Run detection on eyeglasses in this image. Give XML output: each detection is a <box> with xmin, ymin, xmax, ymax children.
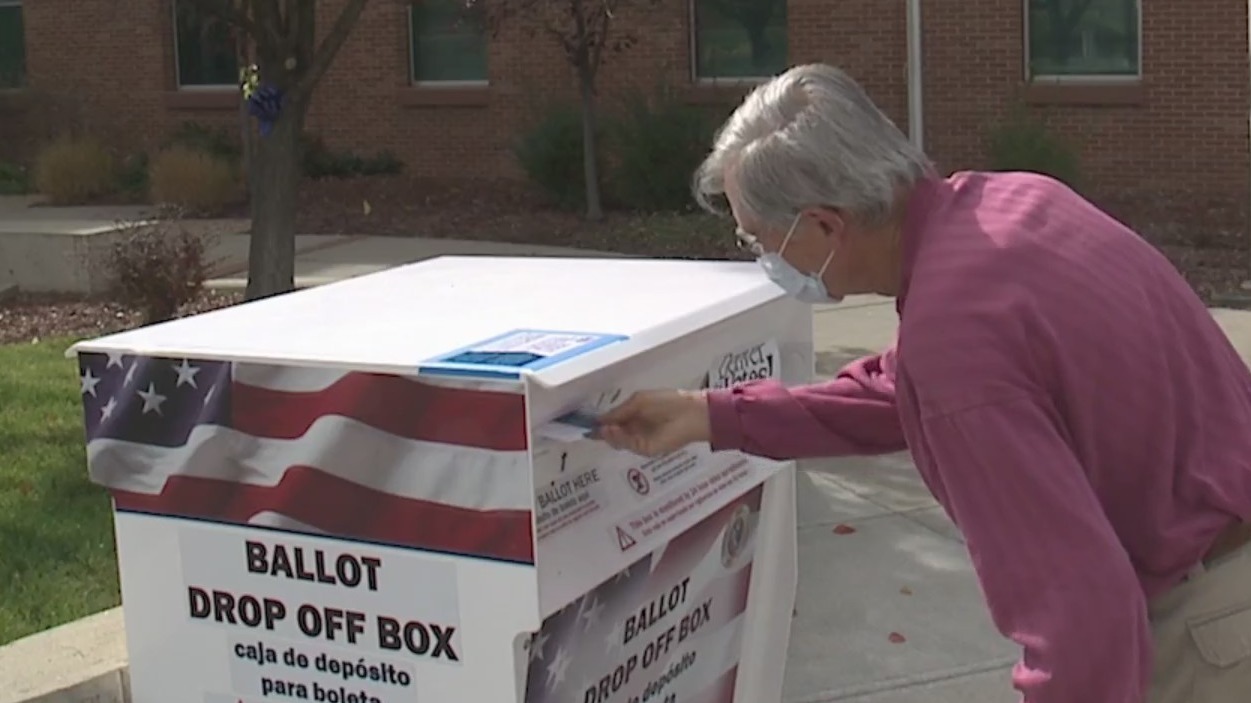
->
<box><xmin>734</xmin><ymin>228</ymin><xmax>764</xmax><ymax>257</ymax></box>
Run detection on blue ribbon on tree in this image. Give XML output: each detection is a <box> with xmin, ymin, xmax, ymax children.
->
<box><xmin>246</xmin><ymin>84</ymin><xmax>284</xmax><ymax>137</ymax></box>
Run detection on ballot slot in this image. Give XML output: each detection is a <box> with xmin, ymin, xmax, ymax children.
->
<box><xmin>526</xmin><ymin>298</ymin><xmax>810</xmax><ymax>618</ymax></box>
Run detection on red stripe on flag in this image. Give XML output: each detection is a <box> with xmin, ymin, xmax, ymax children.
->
<box><xmin>725</xmin><ymin>563</ymin><xmax>754</xmax><ymax>616</ymax></box>
<box><xmin>112</xmin><ymin>466</ymin><xmax>535</xmax><ymax>563</ymax></box>
<box><xmin>230</xmin><ymin>373</ymin><xmax>529</xmax><ymax>452</ymax></box>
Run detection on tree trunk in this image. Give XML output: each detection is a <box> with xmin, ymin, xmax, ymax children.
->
<box><xmin>234</xmin><ymin>37</ymin><xmax>256</xmax><ymax>190</ymax></box>
<box><xmin>239</xmin><ymin>98</ymin><xmax>257</xmax><ymax>192</ymax></box>
<box><xmin>577</xmin><ymin>64</ymin><xmax>604</xmax><ymax>222</ymax></box>
<box><xmin>244</xmin><ymin>106</ymin><xmax>304</xmax><ymax>300</ymax></box>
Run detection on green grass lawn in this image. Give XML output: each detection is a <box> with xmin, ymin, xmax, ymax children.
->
<box><xmin>0</xmin><ymin>338</ymin><xmax>119</xmax><ymax>646</ymax></box>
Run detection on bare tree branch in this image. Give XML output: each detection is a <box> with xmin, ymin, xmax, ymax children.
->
<box><xmin>250</xmin><ymin>0</ymin><xmax>284</xmax><ymax>64</ymax></box>
<box><xmin>569</xmin><ymin>0</ymin><xmax>590</xmax><ymax>68</ymax></box>
<box><xmin>289</xmin><ymin>0</ymin><xmax>316</xmax><ymax>81</ymax></box>
<box><xmin>587</xmin><ymin>0</ymin><xmax>616</xmax><ymax>82</ymax></box>
<box><xmin>484</xmin><ymin>0</ymin><xmax>660</xmax><ymax>76</ymax></box>
<box><xmin>274</xmin><ymin>0</ymin><xmax>301</xmax><ymax>62</ymax></box>
<box><xmin>186</xmin><ymin>0</ymin><xmax>276</xmax><ymax>48</ymax></box>
<box><xmin>294</xmin><ymin>0</ymin><xmax>369</xmax><ymax>97</ymax></box>
<box><xmin>277</xmin><ymin>0</ymin><xmax>292</xmax><ymax>38</ymax></box>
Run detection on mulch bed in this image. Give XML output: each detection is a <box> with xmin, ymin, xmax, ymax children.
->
<box><xmin>0</xmin><ymin>291</ymin><xmax>242</xmax><ymax>346</ymax></box>
<box><xmin>2</xmin><ymin>175</ymin><xmax>1247</xmax><ymax>346</ymax></box>
<box><xmin>1096</xmin><ymin>189</ymin><xmax>1249</xmax><ymax>303</ymax></box>
<box><xmin>226</xmin><ymin>175</ymin><xmax>745</xmax><ymax>257</ymax></box>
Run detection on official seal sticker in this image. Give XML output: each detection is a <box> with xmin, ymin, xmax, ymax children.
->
<box><xmin>721</xmin><ymin>504</ymin><xmax>753</xmax><ymax>568</ymax></box>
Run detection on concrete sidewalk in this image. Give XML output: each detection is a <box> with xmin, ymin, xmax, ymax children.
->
<box><xmin>789</xmin><ymin>298</ymin><xmax>1015</xmax><ymax>702</ymax></box>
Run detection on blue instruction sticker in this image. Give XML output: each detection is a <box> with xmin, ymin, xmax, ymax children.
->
<box><xmin>420</xmin><ymin>329</ymin><xmax>627</xmax><ymax>379</ymax></box>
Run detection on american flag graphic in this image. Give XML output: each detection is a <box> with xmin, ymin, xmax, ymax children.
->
<box><xmin>77</xmin><ymin>351</ymin><xmax>535</xmax><ymax>564</ymax></box>
<box><xmin>524</xmin><ymin>488</ymin><xmax>761</xmax><ymax>703</ymax></box>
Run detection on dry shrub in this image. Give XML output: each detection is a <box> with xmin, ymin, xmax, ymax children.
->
<box><xmin>105</xmin><ymin>211</ymin><xmax>211</xmax><ymax>324</ymax></box>
<box><xmin>149</xmin><ymin>145</ymin><xmax>240</xmax><ymax>214</ymax></box>
<box><xmin>33</xmin><ymin>135</ymin><xmax>116</xmax><ymax>204</ymax></box>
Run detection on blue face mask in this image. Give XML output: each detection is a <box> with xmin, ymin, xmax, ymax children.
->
<box><xmin>744</xmin><ymin>214</ymin><xmax>840</xmax><ymax>304</ymax></box>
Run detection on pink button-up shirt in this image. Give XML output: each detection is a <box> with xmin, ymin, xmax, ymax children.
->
<box><xmin>706</xmin><ymin>171</ymin><xmax>1251</xmax><ymax>702</ymax></box>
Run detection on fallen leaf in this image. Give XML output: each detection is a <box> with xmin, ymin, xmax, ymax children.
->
<box><xmin>888</xmin><ymin>632</ymin><xmax>906</xmax><ymax>644</ymax></box>
<box><xmin>899</xmin><ymin>586</ymin><xmax>913</xmax><ymax>596</ymax></box>
<box><xmin>363</xmin><ymin>199</ymin><xmax>372</xmax><ymax>216</ymax></box>
<box><xmin>832</xmin><ymin>524</ymin><xmax>857</xmax><ymax>535</ymax></box>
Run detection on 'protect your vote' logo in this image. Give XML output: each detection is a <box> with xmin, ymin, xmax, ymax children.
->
<box><xmin>704</xmin><ymin>340</ymin><xmax>780</xmax><ymax>389</ymax></box>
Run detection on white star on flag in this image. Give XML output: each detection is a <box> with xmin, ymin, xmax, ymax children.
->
<box><xmin>100</xmin><ymin>396</ymin><xmax>118</xmax><ymax>420</ymax></box>
<box><xmin>580</xmin><ymin>596</ymin><xmax>605</xmax><ymax>632</ymax></box>
<box><xmin>614</xmin><ymin>565</ymin><xmax>632</xmax><ymax>583</ymax></box>
<box><xmin>137</xmin><ymin>383</ymin><xmax>167</xmax><ymax>415</ymax></box>
<box><xmin>528</xmin><ymin>631</ymin><xmax>549</xmax><ymax>663</ymax></box>
<box><xmin>80</xmin><ymin>369</ymin><xmax>101</xmax><ymax>397</ymax></box>
<box><xmin>172</xmin><ymin>359</ymin><xmax>201</xmax><ymax>388</ymax></box>
<box><xmin>604</xmin><ymin>619</ymin><xmax>624</xmax><ymax>651</ymax></box>
<box><xmin>106</xmin><ymin>351</ymin><xmax>124</xmax><ymax>369</ymax></box>
<box><xmin>546</xmin><ymin>646</ymin><xmax>572</xmax><ymax>691</ymax></box>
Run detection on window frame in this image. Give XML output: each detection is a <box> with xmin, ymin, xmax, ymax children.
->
<box><xmin>171</xmin><ymin>0</ymin><xmax>239</xmax><ymax>91</ymax></box>
<box><xmin>1022</xmin><ymin>0</ymin><xmax>1143</xmax><ymax>83</ymax></box>
<box><xmin>407</xmin><ymin>1</ymin><xmax>489</xmax><ymax>87</ymax></box>
<box><xmin>688</xmin><ymin>0</ymin><xmax>787</xmax><ymax>85</ymax></box>
<box><xmin>0</xmin><ymin>0</ymin><xmax>26</xmax><ymax>90</ymax></box>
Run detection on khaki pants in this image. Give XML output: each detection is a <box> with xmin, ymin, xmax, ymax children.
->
<box><xmin>1148</xmin><ymin>542</ymin><xmax>1251</xmax><ymax>702</ymax></box>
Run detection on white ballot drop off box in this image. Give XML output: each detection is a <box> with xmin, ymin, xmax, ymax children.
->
<box><xmin>71</xmin><ymin>256</ymin><xmax>809</xmax><ymax>703</ymax></box>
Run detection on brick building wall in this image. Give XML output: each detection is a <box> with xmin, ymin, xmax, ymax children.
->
<box><xmin>1</xmin><ymin>0</ymin><xmax>1247</xmax><ymax>203</ymax></box>
<box><xmin>924</xmin><ymin>0</ymin><xmax>1250</xmax><ymax>202</ymax></box>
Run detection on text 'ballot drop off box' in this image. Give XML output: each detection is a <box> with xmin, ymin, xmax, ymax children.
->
<box><xmin>71</xmin><ymin>256</ymin><xmax>808</xmax><ymax>703</ymax></box>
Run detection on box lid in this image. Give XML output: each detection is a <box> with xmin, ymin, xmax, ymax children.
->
<box><xmin>70</xmin><ymin>256</ymin><xmax>783</xmax><ymax>387</ymax></box>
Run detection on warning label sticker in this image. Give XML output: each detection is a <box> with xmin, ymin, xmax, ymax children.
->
<box><xmin>614</xmin><ymin>526</ymin><xmax>637</xmax><ymax>551</ymax></box>
<box><xmin>617</xmin><ymin>459</ymin><xmax>752</xmax><ymax>542</ymax></box>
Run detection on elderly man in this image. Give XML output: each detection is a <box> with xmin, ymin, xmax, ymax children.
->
<box><xmin>597</xmin><ymin>63</ymin><xmax>1251</xmax><ymax>702</ymax></box>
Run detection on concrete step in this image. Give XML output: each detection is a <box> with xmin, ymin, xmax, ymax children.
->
<box><xmin>0</xmin><ymin>608</ymin><xmax>128</xmax><ymax>703</ymax></box>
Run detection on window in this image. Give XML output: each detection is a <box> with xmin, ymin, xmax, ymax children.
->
<box><xmin>173</xmin><ymin>0</ymin><xmax>239</xmax><ymax>88</ymax></box>
<box><xmin>409</xmin><ymin>0</ymin><xmax>488</xmax><ymax>84</ymax></box>
<box><xmin>1026</xmin><ymin>0</ymin><xmax>1140</xmax><ymax>79</ymax></box>
<box><xmin>0</xmin><ymin>0</ymin><xmax>25</xmax><ymax>89</ymax></box>
<box><xmin>691</xmin><ymin>0</ymin><xmax>788</xmax><ymax>81</ymax></box>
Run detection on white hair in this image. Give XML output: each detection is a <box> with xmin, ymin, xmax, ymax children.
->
<box><xmin>693</xmin><ymin>63</ymin><xmax>933</xmax><ymax>230</ymax></box>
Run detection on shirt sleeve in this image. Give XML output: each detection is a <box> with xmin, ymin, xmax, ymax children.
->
<box><xmin>921</xmin><ymin>395</ymin><xmax>1153</xmax><ymax>703</ymax></box>
<box><xmin>704</xmin><ymin>345</ymin><xmax>905</xmax><ymax>460</ymax></box>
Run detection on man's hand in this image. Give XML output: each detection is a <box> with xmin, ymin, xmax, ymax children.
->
<box><xmin>596</xmin><ymin>390</ymin><xmax>712</xmax><ymax>457</ymax></box>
